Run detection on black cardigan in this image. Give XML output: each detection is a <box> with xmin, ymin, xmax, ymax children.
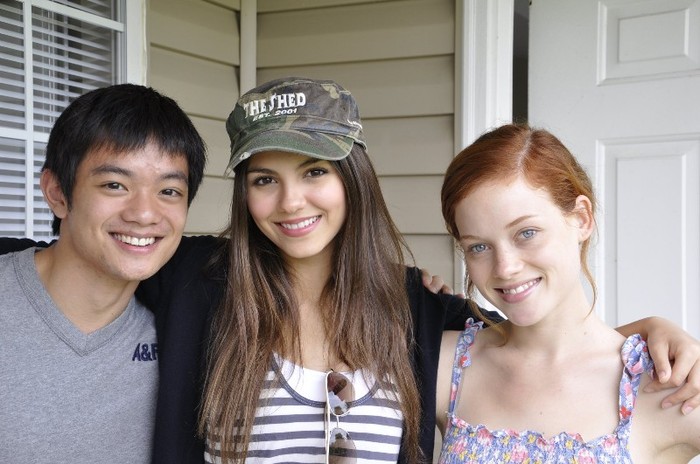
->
<box><xmin>0</xmin><ymin>236</ymin><xmax>481</xmax><ymax>463</ymax></box>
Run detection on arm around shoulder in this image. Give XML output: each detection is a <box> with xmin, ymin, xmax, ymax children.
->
<box><xmin>135</xmin><ymin>234</ymin><xmax>224</xmax><ymax>309</ymax></box>
<box><xmin>0</xmin><ymin>238</ymin><xmax>51</xmax><ymax>254</ymax></box>
<box><xmin>620</xmin><ymin>316</ymin><xmax>700</xmax><ymax>412</ymax></box>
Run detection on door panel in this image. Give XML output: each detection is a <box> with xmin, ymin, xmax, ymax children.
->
<box><xmin>529</xmin><ymin>0</ymin><xmax>700</xmax><ymax>340</ymax></box>
<box><xmin>601</xmin><ymin>136</ymin><xmax>700</xmax><ymax>330</ymax></box>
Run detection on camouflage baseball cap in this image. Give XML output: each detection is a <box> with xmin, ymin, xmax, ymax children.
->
<box><xmin>225</xmin><ymin>77</ymin><xmax>366</xmax><ymax>174</ymax></box>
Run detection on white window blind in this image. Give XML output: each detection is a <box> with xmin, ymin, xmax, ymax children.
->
<box><xmin>0</xmin><ymin>0</ymin><xmax>127</xmax><ymax>238</ymax></box>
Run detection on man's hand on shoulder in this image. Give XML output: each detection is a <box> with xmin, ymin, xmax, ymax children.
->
<box><xmin>419</xmin><ymin>268</ymin><xmax>466</xmax><ymax>297</ymax></box>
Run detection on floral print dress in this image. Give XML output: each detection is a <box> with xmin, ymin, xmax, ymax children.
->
<box><xmin>438</xmin><ymin>320</ymin><xmax>653</xmax><ymax>464</ymax></box>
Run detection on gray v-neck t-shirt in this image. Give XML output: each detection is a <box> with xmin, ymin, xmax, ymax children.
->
<box><xmin>0</xmin><ymin>248</ymin><xmax>159</xmax><ymax>463</ymax></box>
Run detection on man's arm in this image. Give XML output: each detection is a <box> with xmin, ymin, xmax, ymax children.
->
<box><xmin>619</xmin><ymin>316</ymin><xmax>700</xmax><ymax>414</ymax></box>
<box><xmin>432</xmin><ymin>288</ymin><xmax>503</xmax><ymax>330</ymax></box>
<box><xmin>135</xmin><ymin>235</ymin><xmax>224</xmax><ymax>310</ymax></box>
<box><xmin>0</xmin><ymin>238</ymin><xmax>50</xmax><ymax>253</ymax></box>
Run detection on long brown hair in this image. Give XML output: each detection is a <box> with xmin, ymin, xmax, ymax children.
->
<box><xmin>200</xmin><ymin>144</ymin><xmax>422</xmax><ymax>463</ymax></box>
<box><xmin>441</xmin><ymin>123</ymin><xmax>598</xmax><ymax>321</ymax></box>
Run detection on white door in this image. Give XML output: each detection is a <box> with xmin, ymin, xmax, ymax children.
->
<box><xmin>528</xmin><ymin>0</ymin><xmax>700</xmax><ymax>340</ymax></box>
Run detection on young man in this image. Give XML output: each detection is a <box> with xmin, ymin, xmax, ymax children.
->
<box><xmin>0</xmin><ymin>84</ymin><xmax>206</xmax><ymax>463</ymax></box>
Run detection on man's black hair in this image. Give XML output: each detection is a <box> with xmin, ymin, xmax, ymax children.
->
<box><xmin>43</xmin><ymin>83</ymin><xmax>207</xmax><ymax>234</ymax></box>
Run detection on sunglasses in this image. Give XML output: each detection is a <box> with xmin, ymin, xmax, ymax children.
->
<box><xmin>325</xmin><ymin>370</ymin><xmax>358</xmax><ymax>464</ymax></box>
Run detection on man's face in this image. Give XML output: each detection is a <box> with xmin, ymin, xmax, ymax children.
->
<box><xmin>50</xmin><ymin>142</ymin><xmax>189</xmax><ymax>285</ymax></box>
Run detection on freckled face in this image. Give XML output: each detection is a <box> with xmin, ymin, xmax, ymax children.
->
<box><xmin>53</xmin><ymin>142</ymin><xmax>189</xmax><ymax>284</ymax></box>
<box><xmin>245</xmin><ymin>151</ymin><xmax>347</xmax><ymax>267</ymax></box>
<box><xmin>454</xmin><ymin>177</ymin><xmax>592</xmax><ymax>326</ymax></box>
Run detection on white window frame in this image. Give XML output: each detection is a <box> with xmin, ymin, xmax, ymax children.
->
<box><xmin>125</xmin><ymin>0</ymin><xmax>146</xmax><ymax>85</ymax></box>
<box><xmin>0</xmin><ymin>0</ymin><xmax>146</xmax><ymax>238</ymax></box>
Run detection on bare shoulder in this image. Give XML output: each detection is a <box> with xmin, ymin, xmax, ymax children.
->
<box><xmin>437</xmin><ymin>332</ymin><xmax>461</xmax><ymax>380</ymax></box>
<box><xmin>630</xmin><ymin>376</ymin><xmax>700</xmax><ymax>462</ymax></box>
<box><xmin>436</xmin><ymin>330</ymin><xmax>461</xmax><ymax>433</ymax></box>
<box><xmin>437</xmin><ymin>325</ymin><xmax>494</xmax><ymax>380</ymax></box>
<box><xmin>436</xmin><ymin>325</ymin><xmax>497</xmax><ymax>432</ymax></box>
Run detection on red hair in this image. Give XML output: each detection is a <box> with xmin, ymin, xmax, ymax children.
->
<box><xmin>441</xmin><ymin>123</ymin><xmax>597</xmax><ymax>313</ymax></box>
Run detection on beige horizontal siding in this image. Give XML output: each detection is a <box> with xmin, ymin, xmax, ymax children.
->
<box><xmin>149</xmin><ymin>0</ymin><xmax>239</xmax><ymax>65</ymax></box>
<box><xmin>364</xmin><ymin>115</ymin><xmax>454</xmax><ymax>176</ymax></box>
<box><xmin>149</xmin><ymin>47</ymin><xmax>239</xmax><ymax>119</ymax></box>
<box><xmin>257</xmin><ymin>56</ymin><xmax>454</xmax><ymax>118</ymax></box>
<box><xmin>185</xmin><ymin>177</ymin><xmax>234</xmax><ymax>234</ymax></box>
<box><xmin>204</xmin><ymin>0</ymin><xmax>239</xmax><ymax>11</ymax></box>
<box><xmin>257</xmin><ymin>0</ymin><xmax>454</xmax><ymax>67</ymax></box>
<box><xmin>404</xmin><ymin>234</ymin><xmax>457</xmax><ymax>289</ymax></box>
<box><xmin>380</xmin><ymin>175</ymin><xmax>445</xmax><ymax>233</ymax></box>
<box><xmin>190</xmin><ymin>116</ymin><xmax>232</xmax><ymax>177</ymax></box>
<box><xmin>258</xmin><ymin>0</ymin><xmax>392</xmax><ymax>12</ymax></box>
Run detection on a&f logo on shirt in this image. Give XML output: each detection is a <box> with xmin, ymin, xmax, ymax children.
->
<box><xmin>132</xmin><ymin>343</ymin><xmax>158</xmax><ymax>361</ymax></box>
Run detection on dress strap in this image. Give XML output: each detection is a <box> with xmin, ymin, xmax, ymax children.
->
<box><xmin>447</xmin><ymin>319</ymin><xmax>483</xmax><ymax>415</ymax></box>
<box><xmin>618</xmin><ymin>334</ymin><xmax>654</xmax><ymax>424</ymax></box>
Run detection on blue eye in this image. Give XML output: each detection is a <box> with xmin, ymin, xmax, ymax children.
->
<box><xmin>468</xmin><ymin>243</ymin><xmax>488</xmax><ymax>254</ymax></box>
<box><xmin>521</xmin><ymin>229</ymin><xmax>537</xmax><ymax>239</ymax></box>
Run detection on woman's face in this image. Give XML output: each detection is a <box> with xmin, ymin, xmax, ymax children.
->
<box><xmin>454</xmin><ymin>176</ymin><xmax>593</xmax><ymax>326</ymax></box>
<box><xmin>246</xmin><ymin>150</ymin><xmax>347</xmax><ymax>267</ymax></box>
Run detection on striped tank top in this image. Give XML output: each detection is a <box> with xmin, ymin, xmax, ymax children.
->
<box><xmin>205</xmin><ymin>355</ymin><xmax>403</xmax><ymax>463</ymax></box>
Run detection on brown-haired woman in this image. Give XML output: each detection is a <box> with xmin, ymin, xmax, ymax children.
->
<box><xmin>200</xmin><ymin>77</ymin><xmax>465</xmax><ymax>464</ymax></box>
